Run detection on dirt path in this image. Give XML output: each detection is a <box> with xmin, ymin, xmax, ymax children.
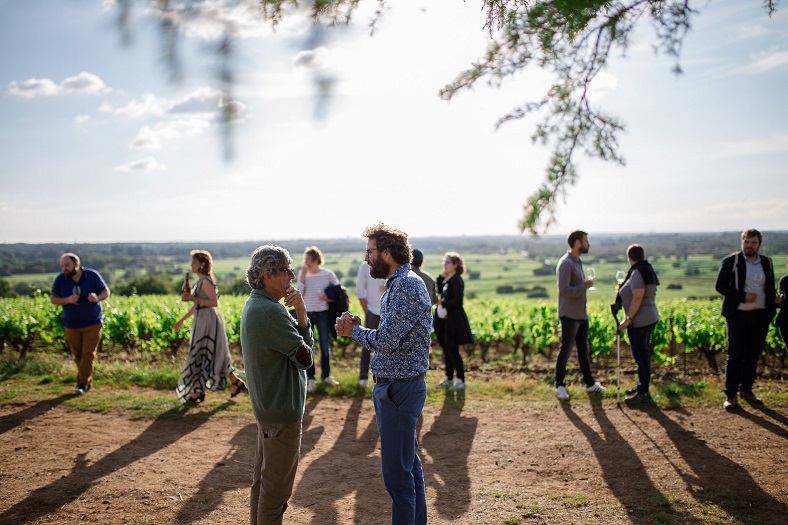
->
<box><xmin>1</xmin><ymin>391</ymin><xmax>787</xmax><ymax>525</ymax></box>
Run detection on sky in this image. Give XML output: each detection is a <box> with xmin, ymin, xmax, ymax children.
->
<box><xmin>1</xmin><ymin>0</ymin><xmax>786</xmax><ymax>244</ymax></box>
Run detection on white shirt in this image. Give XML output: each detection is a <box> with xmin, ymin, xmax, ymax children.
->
<box><xmin>297</xmin><ymin>268</ymin><xmax>339</xmax><ymax>313</ymax></box>
<box><xmin>356</xmin><ymin>262</ymin><xmax>386</xmax><ymax>315</ymax></box>
<box><xmin>739</xmin><ymin>257</ymin><xmax>767</xmax><ymax>311</ymax></box>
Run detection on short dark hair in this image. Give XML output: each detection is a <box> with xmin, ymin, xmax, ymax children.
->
<box><xmin>741</xmin><ymin>229</ymin><xmax>762</xmax><ymax>244</ymax></box>
<box><xmin>567</xmin><ymin>230</ymin><xmax>588</xmax><ymax>248</ymax></box>
<box><xmin>626</xmin><ymin>244</ymin><xmax>645</xmax><ymax>263</ymax></box>
<box><xmin>362</xmin><ymin>223</ymin><xmax>412</xmax><ymax>265</ymax></box>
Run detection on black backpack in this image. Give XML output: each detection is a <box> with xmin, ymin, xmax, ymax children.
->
<box><xmin>324</xmin><ymin>284</ymin><xmax>350</xmax><ymax>338</ymax></box>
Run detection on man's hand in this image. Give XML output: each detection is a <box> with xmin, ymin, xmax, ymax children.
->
<box><xmin>745</xmin><ymin>293</ymin><xmax>757</xmax><ymax>303</ymax></box>
<box><xmin>87</xmin><ymin>293</ymin><xmax>99</xmax><ymax>303</ymax></box>
<box><xmin>584</xmin><ymin>279</ymin><xmax>594</xmax><ymax>289</ymax></box>
<box><xmin>335</xmin><ymin>312</ymin><xmax>361</xmax><ymax>337</ymax></box>
<box><xmin>283</xmin><ymin>286</ymin><xmax>306</xmax><ymax>317</ymax></box>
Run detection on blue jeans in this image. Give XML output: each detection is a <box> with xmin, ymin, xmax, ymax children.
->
<box><xmin>372</xmin><ymin>378</ymin><xmax>427</xmax><ymax>525</ymax></box>
<box><xmin>306</xmin><ymin>311</ymin><xmax>333</xmax><ymax>380</ymax></box>
<box><xmin>627</xmin><ymin>323</ymin><xmax>656</xmax><ymax>395</ymax></box>
<box><xmin>555</xmin><ymin>317</ymin><xmax>595</xmax><ymax>388</ymax></box>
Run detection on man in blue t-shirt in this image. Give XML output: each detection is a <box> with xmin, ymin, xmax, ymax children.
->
<box><xmin>50</xmin><ymin>253</ymin><xmax>110</xmax><ymax>395</ymax></box>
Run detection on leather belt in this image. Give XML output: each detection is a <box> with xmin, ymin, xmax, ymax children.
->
<box><xmin>373</xmin><ymin>372</ymin><xmax>426</xmax><ymax>384</ymax></box>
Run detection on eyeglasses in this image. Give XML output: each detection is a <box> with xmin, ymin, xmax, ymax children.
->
<box><xmin>274</xmin><ymin>267</ymin><xmax>295</xmax><ymax>276</ymax></box>
<box><xmin>365</xmin><ymin>248</ymin><xmax>379</xmax><ymax>257</ymax></box>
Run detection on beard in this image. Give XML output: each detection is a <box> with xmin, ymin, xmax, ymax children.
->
<box><xmin>743</xmin><ymin>246</ymin><xmax>758</xmax><ymax>257</ymax></box>
<box><xmin>369</xmin><ymin>258</ymin><xmax>390</xmax><ymax>280</ymax></box>
<box><xmin>579</xmin><ymin>245</ymin><xmax>589</xmax><ymax>255</ymax></box>
<box><xmin>66</xmin><ymin>268</ymin><xmax>78</xmax><ymax>277</ymax></box>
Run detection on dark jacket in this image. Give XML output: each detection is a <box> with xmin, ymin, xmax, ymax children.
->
<box><xmin>436</xmin><ymin>274</ymin><xmax>474</xmax><ymax>348</ymax></box>
<box><xmin>715</xmin><ymin>251</ymin><xmax>776</xmax><ymax>320</ymax></box>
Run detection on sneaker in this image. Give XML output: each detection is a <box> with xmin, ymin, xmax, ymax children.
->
<box><xmin>723</xmin><ymin>394</ymin><xmax>738</xmax><ymax>411</ymax></box>
<box><xmin>448</xmin><ymin>379</ymin><xmax>466</xmax><ymax>391</ymax></box>
<box><xmin>625</xmin><ymin>392</ymin><xmax>652</xmax><ymax>405</ymax></box>
<box><xmin>625</xmin><ymin>386</ymin><xmax>639</xmax><ymax>396</ymax></box>
<box><xmin>307</xmin><ymin>379</ymin><xmax>316</xmax><ymax>393</ymax></box>
<box><xmin>358</xmin><ymin>379</ymin><xmax>368</xmax><ymax>388</ymax></box>
<box><xmin>740</xmin><ymin>391</ymin><xmax>762</xmax><ymax>403</ymax></box>
<box><xmin>73</xmin><ymin>385</ymin><xmax>86</xmax><ymax>395</ymax></box>
<box><xmin>555</xmin><ymin>386</ymin><xmax>570</xmax><ymax>400</ymax></box>
<box><xmin>324</xmin><ymin>376</ymin><xmax>340</xmax><ymax>387</ymax></box>
<box><xmin>585</xmin><ymin>382</ymin><xmax>607</xmax><ymax>394</ymax></box>
<box><xmin>436</xmin><ymin>377</ymin><xmax>451</xmax><ymax>388</ymax></box>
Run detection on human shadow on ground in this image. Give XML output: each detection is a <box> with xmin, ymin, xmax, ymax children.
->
<box><xmin>0</xmin><ymin>394</ymin><xmax>71</xmax><ymax>435</ymax></box>
<box><xmin>292</xmin><ymin>394</ymin><xmax>383</xmax><ymax>524</ymax></box>
<box><xmin>647</xmin><ymin>407</ymin><xmax>788</xmax><ymax>522</ymax></box>
<box><xmin>174</xmin><ymin>421</ymin><xmax>257</xmax><ymax>523</ymax></box>
<box><xmin>0</xmin><ymin>402</ymin><xmax>232</xmax><ymax>524</ymax></box>
<box><xmin>734</xmin><ymin>402</ymin><xmax>788</xmax><ymax>439</ymax></box>
<box><xmin>174</xmin><ymin>397</ymin><xmax>326</xmax><ymax>523</ymax></box>
<box><xmin>561</xmin><ymin>399</ymin><xmax>692</xmax><ymax>523</ymax></box>
<box><xmin>419</xmin><ymin>389</ymin><xmax>477</xmax><ymax>521</ymax></box>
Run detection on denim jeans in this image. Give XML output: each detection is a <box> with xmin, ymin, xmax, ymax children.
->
<box><xmin>627</xmin><ymin>323</ymin><xmax>656</xmax><ymax>394</ymax></box>
<box><xmin>724</xmin><ymin>310</ymin><xmax>770</xmax><ymax>394</ymax></box>
<box><xmin>555</xmin><ymin>317</ymin><xmax>594</xmax><ymax>388</ymax></box>
<box><xmin>306</xmin><ymin>311</ymin><xmax>333</xmax><ymax>380</ymax></box>
<box><xmin>372</xmin><ymin>378</ymin><xmax>427</xmax><ymax>525</ymax></box>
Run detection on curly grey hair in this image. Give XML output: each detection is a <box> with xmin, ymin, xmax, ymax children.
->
<box><xmin>246</xmin><ymin>244</ymin><xmax>292</xmax><ymax>290</ymax></box>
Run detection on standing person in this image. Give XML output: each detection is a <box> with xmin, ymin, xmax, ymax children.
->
<box><xmin>356</xmin><ymin>260</ymin><xmax>387</xmax><ymax>388</ymax></box>
<box><xmin>555</xmin><ymin>230</ymin><xmax>606</xmax><ymax>401</ymax></box>
<box><xmin>411</xmin><ymin>249</ymin><xmax>437</xmax><ymax>306</ymax></box>
<box><xmin>241</xmin><ymin>244</ymin><xmax>314</xmax><ymax>525</ymax></box>
<box><xmin>616</xmin><ymin>244</ymin><xmax>660</xmax><ymax>404</ymax></box>
<box><xmin>175</xmin><ymin>250</ymin><xmax>246</xmax><ymax>404</ymax></box>
<box><xmin>715</xmin><ymin>229</ymin><xmax>777</xmax><ymax>410</ymax></box>
<box><xmin>435</xmin><ymin>252</ymin><xmax>474</xmax><ymax>392</ymax></box>
<box><xmin>335</xmin><ymin>223</ymin><xmax>431</xmax><ymax>525</ymax></box>
<box><xmin>776</xmin><ymin>257</ymin><xmax>787</xmax><ymax>354</ymax></box>
<box><xmin>50</xmin><ymin>253</ymin><xmax>110</xmax><ymax>395</ymax></box>
<box><xmin>297</xmin><ymin>246</ymin><xmax>340</xmax><ymax>391</ymax></box>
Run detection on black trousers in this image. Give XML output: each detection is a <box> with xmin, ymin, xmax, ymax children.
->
<box><xmin>724</xmin><ymin>309</ymin><xmax>769</xmax><ymax>395</ymax></box>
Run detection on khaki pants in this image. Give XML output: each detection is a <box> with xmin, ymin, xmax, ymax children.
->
<box><xmin>65</xmin><ymin>323</ymin><xmax>102</xmax><ymax>387</ymax></box>
<box><xmin>251</xmin><ymin>420</ymin><xmax>302</xmax><ymax>525</ymax></box>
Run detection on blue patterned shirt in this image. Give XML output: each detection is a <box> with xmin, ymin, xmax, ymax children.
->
<box><xmin>351</xmin><ymin>263</ymin><xmax>431</xmax><ymax>378</ymax></box>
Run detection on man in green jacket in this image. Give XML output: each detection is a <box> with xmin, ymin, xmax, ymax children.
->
<box><xmin>241</xmin><ymin>244</ymin><xmax>314</xmax><ymax>525</ymax></box>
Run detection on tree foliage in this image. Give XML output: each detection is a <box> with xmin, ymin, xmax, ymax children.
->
<box><xmin>113</xmin><ymin>0</ymin><xmax>779</xmax><ymax>234</ymax></box>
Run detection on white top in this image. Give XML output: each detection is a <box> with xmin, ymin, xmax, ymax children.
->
<box><xmin>297</xmin><ymin>268</ymin><xmax>339</xmax><ymax>313</ymax></box>
<box><xmin>356</xmin><ymin>261</ymin><xmax>386</xmax><ymax>315</ymax></box>
<box><xmin>739</xmin><ymin>257</ymin><xmax>767</xmax><ymax>311</ymax></box>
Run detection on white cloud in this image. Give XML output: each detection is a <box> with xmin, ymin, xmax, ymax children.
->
<box><xmin>168</xmin><ymin>87</ymin><xmax>224</xmax><ymax>114</ymax></box>
<box><xmin>113</xmin><ymin>157</ymin><xmax>167</xmax><ymax>173</ymax></box>
<box><xmin>145</xmin><ymin>0</ymin><xmax>281</xmax><ymax>40</ymax></box>
<box><xmin>7</xmin><ymin>71</ymin><xmax>110</xmax><ymax>98</ymax></box>
<box><xmin>115</xmin><ymin>94</ymin><xmax>166</xmax><ymax>117</ymax></box>
<box><xmin>99</xmin><ymin>102</ymin><xmax>113</xmax><ymax>113</ymax></box>
<box><xmin>587</xmin><ymin>71</ymin><xmax>619</xmax><ymax>101</ymax></box>
<box><xmin>75</xmin><ymin>115</ymin><xmax>91</xmax><ymax>124</ymax></box>
<box><xmin>129</xmin><ymin>118</ymin><xmax>211</xmax><ymax>150</ymax></box>
<box><xmin>744</xmin><ymin>49</ymin><xmax>788</xmax><ymax>74</ymax></box>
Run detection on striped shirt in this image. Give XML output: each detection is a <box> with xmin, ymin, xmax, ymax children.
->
<box><xmin>297</xmin><ymin>268</ymin><xmax>339</xmax><ymax>313</ymax></box>
<box><xmin>351</xmin><ymin>263</ymin><xmax>431</xmax><ymax>379</ymax></box>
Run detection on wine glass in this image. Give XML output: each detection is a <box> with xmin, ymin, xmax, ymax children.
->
<box><xmin>616</xmin><ymin>270</ymin><xmax>626</xmax><ymax>288</ymax></box>
<box><xmin>586</xmin><ymin>267</ymin><xmax>596</xmax><ymax>291</ymax></box>
<box><xmin>72</xmin><ymin>285</ymin><xmax>81</xmax><ymax>304</ymax></box>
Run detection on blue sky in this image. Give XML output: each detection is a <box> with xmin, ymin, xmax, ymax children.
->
<box><xmin>1</xmin><ymin>0</ymin><xmax>786</xmax><ymax>244</ymax></box>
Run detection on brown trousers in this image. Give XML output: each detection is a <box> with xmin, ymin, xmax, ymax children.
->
<box><xmin>65</xmin><ymin>323</ymin><xmax>102</xmax><ymax>387</ymax></box>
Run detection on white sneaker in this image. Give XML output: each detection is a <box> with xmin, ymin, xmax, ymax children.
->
<box><xmin>73</xmin><ymin>385</ymin><xmax>86</xmax><ymax>396</ymax></box>
<box><xmin>324</xmin><ymin>376</ymin><xmax>340</xmax><ymax>387</ymax></box>
<box><xmin>307</xmin><ymin>379</ymin><xmax>315</xmax><ymax>392</ymax></box>
<box><xmin>358</xmin><ymin>379</ymin><xmax>368</xmax><ymax>388</ymax></box>
<box><xmin>585</xmin><ymin>382</ymin><xmax>607</xmax><ymax>393</ymax></box>
<box><xmin>556</xmin><ymin>386</ymin><xmax>570</xmax><ymax>400</ymax></box>
<box><xmin>448</xmin><ymin>379</ymin><xmax>466</xmax><ymax>391</ymax></box>
<box><xmin>436</xmin><ymin>377</ymin><xmax>451</xmax><ymax>388</ymax></box>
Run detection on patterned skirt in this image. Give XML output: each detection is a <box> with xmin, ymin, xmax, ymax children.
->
<box><xmin>176</xmin><ymin>307</ymin><xmax>233</xmax><ymax>403</ymax></box>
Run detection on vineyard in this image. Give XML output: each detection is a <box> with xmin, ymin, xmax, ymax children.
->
<box><xmin>1</xmin><ymin>294</ymin><xmax>785</xmax><ymax>374</ymax></box>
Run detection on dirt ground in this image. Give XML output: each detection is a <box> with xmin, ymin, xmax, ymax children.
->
<box><xmin>1</xmin><ymin>388</ymin><xmax>787</xmax><ymax>525</ymax></box>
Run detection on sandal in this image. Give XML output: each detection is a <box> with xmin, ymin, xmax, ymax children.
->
<box><xmin>186</xmin><ymin>390</ymin><xmax>205</xmax><ymax>404</ymax></box>
<box><xmin>230</xmin><ymin>377</ymin><xmax>247</xmax><ymax>398</ymax></box>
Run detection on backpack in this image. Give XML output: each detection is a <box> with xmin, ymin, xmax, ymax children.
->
<box><xmin>324</xmin><ymin>284</ymin><xmax>350</xmax><ymax>338</ymax></box>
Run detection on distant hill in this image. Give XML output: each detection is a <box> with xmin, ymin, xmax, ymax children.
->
<box><xmin>2</xmin><ymin>231</ymin><xmax>787</xmax><ymax>277</ymax></box>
